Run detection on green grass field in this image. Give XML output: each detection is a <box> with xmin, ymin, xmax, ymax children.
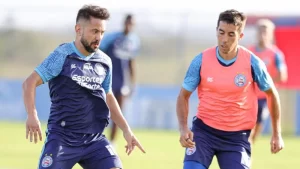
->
<box><xmin>0</xmin><ymin>122</ymin><xmax>299</xmax><ymax>169</ymax></box>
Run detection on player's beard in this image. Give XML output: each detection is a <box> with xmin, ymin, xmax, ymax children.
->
<box><xmin>80</xmin><ymin>37</ymin><xmax>98</xmax><ymax>53</ymax></box>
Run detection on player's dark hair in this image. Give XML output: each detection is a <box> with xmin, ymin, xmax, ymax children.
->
<box><xmin>76</xmin><ymin>5</ymin><xmax>110</xmax><ymax>23</ymax></box>
<box><xmin>125</xmin><ymin>14</ymin><xmax>133</xmax><ymax>23</ymax></box>
<box><xmin>217</xmin><ymin>9</ymin><xmax>247</xmax><ymax>31</ymax></box>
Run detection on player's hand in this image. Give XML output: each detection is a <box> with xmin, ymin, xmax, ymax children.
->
<box><xmin>179</xmin><ymin>128</ymin><xmax>195</xmax><ymax>148</ymax></box>
<box><xmin>26</xmin><ymin>113</ymin><xmax>42</xmax><ymax>143</ymax></box>
<box><xmin>123</xmin><ymin>130</ymin><xmax>146</xmax><ymax>155</ymax></box>
<box><xmin>270</xmin><ymin>133</ymin><xmax>284</xmax><ymax>154</ymax></box>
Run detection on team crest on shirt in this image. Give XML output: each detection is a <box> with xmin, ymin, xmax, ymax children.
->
<box><xmin>94</xmin><ymin>63</ymin><xmax>106</xmax><ymax>76</ymax></box>
<box><xmin>234</xmin><ymin>74</ymin><xmax>247</xmax><ymax>87</ymax></box>
<box><xmin>41</xmin><ymin>154</ymin><xmax>53</xmax><ymax>167</ymax></box>
<box><xmin>186</xmin><ymin>147</ymin><xmax>196</xmax><ymax>155</ymax></box>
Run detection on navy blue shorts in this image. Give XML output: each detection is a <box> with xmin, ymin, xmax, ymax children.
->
<box><xmin>184</xmin><ymin>117</ymin><xmax>251</xmax><ymax>169</ymax></box>
<box><xmin>257</xmin><ymin>98</ymin><xmax>267</xmax><ymax>124</ymax></box>
<box><xmin>38</xmin><ymin>131</ymin><xmax>122</xmax><ymax>169</ymax></box>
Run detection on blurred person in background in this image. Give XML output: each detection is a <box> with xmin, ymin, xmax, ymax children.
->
<box><xmin>176</xmin><ymin>9</ymin><xmax>284</xmax><ymax>169</ymax></box>
<box><xmin>100</xmin><ymin>14</ymin><xmax>140</xmax><ymax>145</ymax></box>
<box><xmin>248</xmin><ymin>19</ymin><xmax>288</xmax><ymax>145</ymax></box>
<box><xmin>22</xmin><ymin>5</ymin><xmax>144</xmax><ymax>169</ymax></box>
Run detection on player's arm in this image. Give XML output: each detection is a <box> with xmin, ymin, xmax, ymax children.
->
<box><xmin>252</xmin><ymin>55</ymin><xmax>282</xmax><ymax>134</ymax></box>
<box><xmin>177</xmin><ymin>88</ymin><xmax>193</xmax><ymax>131</ymax></box>
<box><xmin>22</xmin><ymin>45</ymin><xmax>66</xmax><ymax>143</ymax></box>
<box><xmin>176</xmin><ymin>53</ymin><xmax>202</xmax><ymax>148</ymax></box>
<box><xmin>252</xmin><ymin>54</ymin><xmax>284</xmax><ymax>153</ymax></box>
<box><xmin>128</xmin><ymin>59</ymin><xmax>136</xmax><ymax>86</ymax></box>
<box><xmin>274</xmin><ymin>51</ymin><xmax>288</xmax><ymax>83</ymax></box>
<box><xmin>23</xmin><ymin>72</ymin><xmax>43</xmax><ymax>118</ymax></box>
<box><xmin>103</xmin><ymin>62</ymin><xmax>145</xmax><ymax>154</ymax></box>
<box><xmin>106</xmin><ymin>91</ymin><xmax>131</xmax><ymax>133</ymax></box>
<box><xmin>22</xmin><ymin>71</ymin><xmax>44</xmax><ymax>144</ymax></box>
<box><xmin>102</xmin><ymin>63</ymin><xmax>131</xmax><ymax>133</ymax></box>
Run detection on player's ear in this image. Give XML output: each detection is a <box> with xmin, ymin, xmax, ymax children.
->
<box><xmin>75</xmin><ymin>24</ymin><xmax>81</xmax><ymax>36</ymax></box>
<box><xmin>239</xmin><ymin>32</ymin><xmax>244</xmax><ymax>40</ymax></box>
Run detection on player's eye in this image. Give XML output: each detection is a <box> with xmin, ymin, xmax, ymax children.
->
<box><xmin>92</xmin><ymin>29</ymin><xmax>99</xmax><ymax>34</ymax></box>
<box><xmin>229</xmin><ymin>33</ymin><xmax>235</xmax><ymax>37</ymax></box>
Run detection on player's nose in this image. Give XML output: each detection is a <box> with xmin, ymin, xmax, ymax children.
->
<box><xmin>222</xmin><ymin>36</ymin><xmax>229</xmax><ymax>43</ymax></box>
<box><xmin>95</xmin><ymin>35</ymin><xmax>101</xmax><ymax>41</ymax></box>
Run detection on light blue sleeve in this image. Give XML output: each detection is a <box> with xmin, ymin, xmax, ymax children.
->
<box><xmin>275</xmin><ymin>51</ymin><xmax>287</xmax><ymax>71</ymax></box>
<box><xmin>182</xmin><ymin>53</ymin><xmax>202</xmax><ymax>92</ymax></box>
<box><xmin>35</xmin><ymin>43</ymin><xmax>71</xmax><ymax>83</ymax></box>
<box><xmin>131</xmin><ymin>35</ymin><xmax>141</xmax><ymax>59</ymax></box>
<box><xmin>99</xmin><ymin>33</ymin><xmax>119</xmax><ymax>52</ymax></box>
<box><xmin>251</xmin><ymin>54</ymin><xmax>274</xmax><ymax>91</ymax></box>
<box><xmin>102</xmin><ymin>57</ymin><xmax>112</xmax><ymax>93</ymax></box>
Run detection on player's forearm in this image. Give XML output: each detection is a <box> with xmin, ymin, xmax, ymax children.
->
<box><xmin>22</xmin><ymin>79</ymin><xmax>38</xmax><ymax>116</ymax></box>
<box><xmin>176</xmin><ymin>94</ymin><xmax>189</xmax><ymax>131</ymax></box>
<box><xmin>266</xmin><ymin>87</ymin><xmax>282</xmax><ymax>134</ymax></box>
<box><xmin>128</xmin><ymin>60</ymin><xmax>136</xmax><ymax>85</ymax></box>
<box><xmin>273</xmin><ymin>69</ymin><xmax>288</xmax><ymax>83</ymax></box>
<box><xmin>106</xmin><ymin>92</ymin><xmax>131</xmax><ymax>132</ymax></box>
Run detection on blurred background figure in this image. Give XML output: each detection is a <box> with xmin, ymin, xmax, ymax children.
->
<box><xmin>248</xmin><ymin>19</ymin><xmax>288</xmax><ymax>144</ymax></box>
<box><xmin>100</xmin><ymin>14</ymin><xmax>140</xmax><ymax>145</ymax></box>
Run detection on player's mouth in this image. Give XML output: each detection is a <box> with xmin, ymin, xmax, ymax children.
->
<box><xmin>220</xmin><ymin>45</ymin><xmax>227</xmax><ymax>49</ymax></box>
<box><xmin>91</xmin><ymin>42</ymin><xmax>99</xmax><ymax>48</ymax></box>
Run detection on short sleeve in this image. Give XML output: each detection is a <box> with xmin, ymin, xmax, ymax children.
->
<box><xmin>182</xmin><ymin>53</ymin><xmax>202</xmax><ymax>92</ymax></box>
<box><xmin>101</xmin><ymin>57</ymin><xmax>112</xmax><ymax>93</ymax></box>
<box><xmin>35</xmin><ymin>43</ymin><xmax>72</xmax><ymax>83</ymax></box>
<box><xmin>275</xmin><ymin>50</ymin><xmax>287</xmax><ymax>72</ymax></box>
<box><xmin>251</xmin><ymin>54</ymin><xmax>274</xmax><ymax>91</ymax></box>
<box><xmin>130</xmin><ymin>34</ymin><xmax>141</xmax><ymax>59</ymax></box>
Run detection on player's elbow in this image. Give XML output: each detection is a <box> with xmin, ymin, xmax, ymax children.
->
<box><xmin>105</xmin><ymin>91</ymin><xmax>115</xmax><ymax>107</ymax></box>
<box><xmin>177</xmin><ymin>88</ymin><xmax>192</xmax><ymax>104</ymax></box>
<box><xmin>22</xmin><ymin>72</ymin><xmax>42</xmax><ymax>92</ymax></box>
<box><xmin>22</xmin><ymin>78</ymin><xmax>30</xmax><ymax>92</ymax></box>
<box><xmin>264</xmin><ymin>85</ymin><xmax>279</xmax><ymax>100</ymax></box>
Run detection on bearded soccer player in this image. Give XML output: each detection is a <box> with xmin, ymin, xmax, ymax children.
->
<box><xmin>248</xmin><ymin>19</ymin><xmax>288</xmax><ymax>144</ymax></box>
<box><xmin>22</xmin><ymin>5</ymin><xmax>145</xmax><ymax>169</ymax></box>
<box><xmin>176</xmin><ymin>9</ymin><xmax>284</xmax><ymax>169</ymax></box>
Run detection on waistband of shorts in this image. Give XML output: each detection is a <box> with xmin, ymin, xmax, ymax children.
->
<box><xmin>47</xmin><ymin>122</ymin><xmax>107</xmax><ymax>135</ymax></box>
<box><xmin>258</xmin><ymin>98</ymin><xmax>267</xmax><ymax>102</ymax></box>
<box><xmin>193</xmin><ymin>117</ymin><xmax>251</xmax><ymax>135</ymax></box>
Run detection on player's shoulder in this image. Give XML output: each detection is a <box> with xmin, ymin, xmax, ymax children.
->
<box><xmin>53</xmin><ymin>42</ymin><xmax>74</xmax><ymax>55</ymax></box>
<box><xmin>93</xmin><ymin>49</ymin><xmax>112</xmax><ymax>67</ymax></box>
<box><xmin>270</xmin><ymin>45</ymin><xmax>284</xmax><ymax>55</ymax></box>
<box><xmin>202</xmin><ymin>46</ymin><xmax>217</xmax><ymax>53</ymax></box>
<box><xmin>45</xmin><ymin>42</ymin><xmax>74</xmax><ymax>61</ymax></box>
<box><xmin>238</xmin><ymin>45</ymin><xmax>254</xmax><ymax>54</ymax></box>
<box><xmin>249</xmin><ymin>51</ymin><xmax>265</xmax><ymax>68</ymax></box>
<box><xmin>237</xmin><ymin>45</ymin><xmax>258</xmax><ymax>59</ymax></box>
<box><xmin>187</xmin><ymin>52</ymin><xmax>203</xmax><ymax>68</ymax></box>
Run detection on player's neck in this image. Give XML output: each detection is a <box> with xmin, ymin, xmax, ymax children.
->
<box><xmin>257</xmin><ymin>42</ymin><xmax>271</xmax><ymax>50</ymax></box>
<box><xmin>218</xmin><ymin>48</ymin><xmax>238</xmax><ymax>60</ymax></box>
<box><xmin>123</xmin><ymin>29</ymin><xmax>130</xmax><ymax>35</ymax></box>
<box><xmin>74</xmin><ymin>40</ymin><xmax>91</xmax><ymax>56</ymax></box>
